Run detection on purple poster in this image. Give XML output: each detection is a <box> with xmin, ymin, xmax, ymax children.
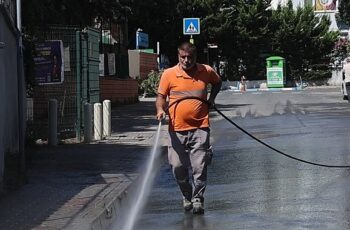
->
<box><xmin>34</xmin><ymin>40</ymin><xmax>64</xmax><ymax>84</ymax></box>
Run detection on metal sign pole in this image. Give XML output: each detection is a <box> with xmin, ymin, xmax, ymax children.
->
<box><xmin>190</xmin><ymin>35</ymin><xmax>194</xmax><ymax>44</ymax></box>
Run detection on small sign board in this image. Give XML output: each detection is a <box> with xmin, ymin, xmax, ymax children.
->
<box><xmin>136</xmin><ymin>31</ymin><xmax>149</xmax><ymax>48</ymax></box>
<box><xmin>183</xmin><ymin>18</ymin><xmax>200</xmax><ymax>35</ymax></box>
<box><xmin>33</xmin><ymin>40</ymin><xmax>64</xmax><ymax>84</ymax></box>
<box><xmin>267</xmin><ymin>67</ymin><xmax>284</xmax><ymax>87</ymax></box>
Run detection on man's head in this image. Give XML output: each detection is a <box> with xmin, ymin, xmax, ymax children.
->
<box><xmin>178</xmin><ymin>42</ymin><xmax>197</xmax><ymax>71</ymax></box>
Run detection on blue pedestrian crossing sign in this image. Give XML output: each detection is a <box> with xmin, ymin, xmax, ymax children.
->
<box><xmin>183</xmin><ymin>18</ymin><xmax>200</xmax><ymax>35</ymax></box>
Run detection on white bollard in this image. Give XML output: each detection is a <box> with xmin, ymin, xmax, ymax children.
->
<box><xmin>84</xmin><ymin>103</ymin><xmax>93</xmax><ymax>143</ymax></box>
<box><xmin>103</xmin><ymin>100</ymin><xmax>111</xmax><ymax>137</ymax></box>
<box><xmin>48</xmin><ymin>99</ymin><xmax>58</xmax><ymax>146</ymax></box>
<box><xmin>94</xmin><ymin>103</ymin><xmax>103</xmax><ymax>140</ymax></box>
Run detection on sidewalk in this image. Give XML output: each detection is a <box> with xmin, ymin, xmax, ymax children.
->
<box><xmin>0</xmin><ymin>98</ymin><xmax>165</xmax><ymax>230</ymax></box>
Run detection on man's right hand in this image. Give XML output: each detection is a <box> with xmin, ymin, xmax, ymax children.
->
<box><xmin>156</xmin><ymin>110</ymin><xmax>166</xmax><ymax>120</ymax></box>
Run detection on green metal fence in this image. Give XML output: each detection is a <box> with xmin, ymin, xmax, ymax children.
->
<box><xmin>76</xmin><ymin>27</ymin><xmax>100</xmax><ymax>140</ymax></box>
<box><xmin>30</xmin><ymin>26</ymin><xmax>100</xmax><ymax>141</ymax></box>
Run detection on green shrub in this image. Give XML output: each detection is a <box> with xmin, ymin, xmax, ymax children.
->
<box><xmin>303</xmin><ymin>63</ymin><xmax>332</xmax><ymax>81</ymax></box>
<box><xmin>139</xmin><ymin>70</ymin><xmax>162</xmax><ymax>97</ymax></box>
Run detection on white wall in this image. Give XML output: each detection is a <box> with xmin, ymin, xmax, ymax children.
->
<box><xmin>328</xmin><ymin>69</ymin><xmax>343</xmax><ymax>86</ymax></box>
<box><xmin>128</xmin><ymin>50</ymin><xmax>140</xmax><ymax>79</ymax></box>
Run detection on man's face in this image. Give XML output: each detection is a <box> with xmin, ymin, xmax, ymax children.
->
<box><xmin>178</xmin><ymin>49</ymin><xmax>196</xmax><ymax>71</ymax></box>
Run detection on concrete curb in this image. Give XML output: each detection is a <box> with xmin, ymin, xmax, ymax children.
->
<box><xmin>32</xmin><ymin>174</ymin><xmax>136</xmax><ymax>230</ymax></box>
<box><xmin>66</xmin><ymin>174</ymin><xmax>137</xmax><ymax>230</ymax></box>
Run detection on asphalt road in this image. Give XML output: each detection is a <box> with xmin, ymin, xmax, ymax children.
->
<box><xmin>133</xmin><ymin>87</ymin><xmax>350</xmax><ymax>230</ymax></box>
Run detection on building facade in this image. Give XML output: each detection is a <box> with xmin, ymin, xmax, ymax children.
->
<box><xmin>0</xmin><ymin>0</ymin><xmax>25</xmax><ymax>192</ymax></box>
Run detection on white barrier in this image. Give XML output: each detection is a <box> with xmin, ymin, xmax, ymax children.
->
<box><xmin>94</xmin><ymin>103</ymin><xmax>102</xmax><ymax>140</ymax></box>
<box><xmin>103</xmin><ymin>100</ymin><xmax>111</xmax><ymax>137</ymax></box>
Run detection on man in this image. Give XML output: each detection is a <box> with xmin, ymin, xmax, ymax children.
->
<box><xmin>240</xmin><ymin>75</ymin><xmax>247</xmax><ymax>92</ymax></box>
<box><xmin>156</xmin><ymin>42</ymin><xmax>222</xmax><ymax>214</ymax></box>
<box><xmin>343</xmin><ymin>58</ymin><xmax>350</xmax><ymax>102</ymax></box>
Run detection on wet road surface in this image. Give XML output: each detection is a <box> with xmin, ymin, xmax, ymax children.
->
<box><xmin>134</xmin><ymin>88</ymin><xmax>350</xmax><ymax>230</ymax></box>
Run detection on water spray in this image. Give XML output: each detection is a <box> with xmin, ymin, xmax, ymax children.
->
<box><xmin>121</xmin><ymin>121</ymin><xmax>163</xmax><ymax>230</ymax></box>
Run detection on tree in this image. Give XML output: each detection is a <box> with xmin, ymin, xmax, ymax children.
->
<box><xmin>330</xmin><ymin>38</ymin><xmax>349</xmax><ymax>68</ymax></box>
<box><xmin>338</xmin><ymin>0</ymin><xmax>350</xmax><ymax>26</ymax></box>
<box><xmin>127</xmin><ymin>0</ymin><xmax>180</xmax><ymax>63</ymax></box>
<box><xmin>204</xmin><ymin>0</ymin><xmax>337</xmax><ymax>81</ymax></box>
<box><xmin>338</xmin><ymin>0</ymin><xmax>350</xmax><ymax>59</ymax></box>
<box><xmin>233</xmin><ymin>0</ymin><xmax>272</xmax><ymax>79</ymax></box>
<box><xmin>204</xmin><ymin>0</ymin><xmax>272</xmax><ymax>80</ymax></box>
<box><xmin>22</xmin><ymin>0</ymin><xmax>131</xmax><ymax>36</ymax></box>
<box><xmin>270</xmin><ymin>1</ymin><xmax>338</xmax><ymax>81</ymax></box>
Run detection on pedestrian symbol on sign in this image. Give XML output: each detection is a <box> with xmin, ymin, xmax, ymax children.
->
<box><xmin>186</xmin><ymin>23</ymin><xmax>197</xmax><ymax>33</ymax></box>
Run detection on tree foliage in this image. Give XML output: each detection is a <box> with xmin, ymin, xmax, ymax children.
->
<box><xmin>127</xmin><ymin>0</ymin><xmax>180</xmax><ymax>63</ymax></box>
<box><xmin>338</xmin><ymin>0</ymin><xmax>350</xmax><ymax>59</ymax></box>
<box><xmin>139</xmin><ymin>70</ymin><xmax>162</xmax><ymax>96</ymax></box>
<box><xmin>269</xmin><ymin>2</ymin><xmax>338</xmax><ymax>80</ymax></box>
<box><xmin>232</xmin><ymin>0</ymin><xmax>272</xmax><ymax>79</ymax></box>
<box><xmin>200</xmin><ymin>0</ymin><xmax>337</xmax><ymax>81</ymax></box>
<box><xmin>338</xmin><ymin>0</ymin><xmax>350</xmax><ymax>26</ymax></box>
<box><xmin>22</xmin><ymin>0</ymin><xmax>131</xmax><ymax>36</ymax></box>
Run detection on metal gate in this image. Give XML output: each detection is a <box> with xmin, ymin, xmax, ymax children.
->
<box><xmin>76</xmin><ymin>27</ymin><xmax>100</xmax><ymax>140</ymax></box>
<box><xmin>28</xmin><ymin>26</ymin><xmax>101</xmax><ymax>141</ymax></box>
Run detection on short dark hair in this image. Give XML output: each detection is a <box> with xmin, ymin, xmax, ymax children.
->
<box><xmin>178</xmin><ymin>42</ymin><xmax>197</xmax><ymax>55</ymax></box>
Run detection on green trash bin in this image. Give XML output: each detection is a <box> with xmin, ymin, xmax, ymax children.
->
<box><xmin>266</xmin><ymin>56</ymin><xmax>286</xmax><ymax>88</ymax></box>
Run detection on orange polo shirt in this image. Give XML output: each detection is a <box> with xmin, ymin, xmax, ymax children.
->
<box><xmin>158</xmin><ymin>63</ymin><xmax>221</xmax><ymax>131</ymax></box>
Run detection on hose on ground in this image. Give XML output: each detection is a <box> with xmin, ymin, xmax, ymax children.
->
<box><xmin>165</xmin><ymin>96</ymin><xmax>350</xmax><ymax>168</ymax></box>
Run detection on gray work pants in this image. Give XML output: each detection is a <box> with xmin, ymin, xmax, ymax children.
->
<box><xmin>168</xmin><ymin>128</ymin><xmax>212</xmax><ymax>202</ymax></box>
